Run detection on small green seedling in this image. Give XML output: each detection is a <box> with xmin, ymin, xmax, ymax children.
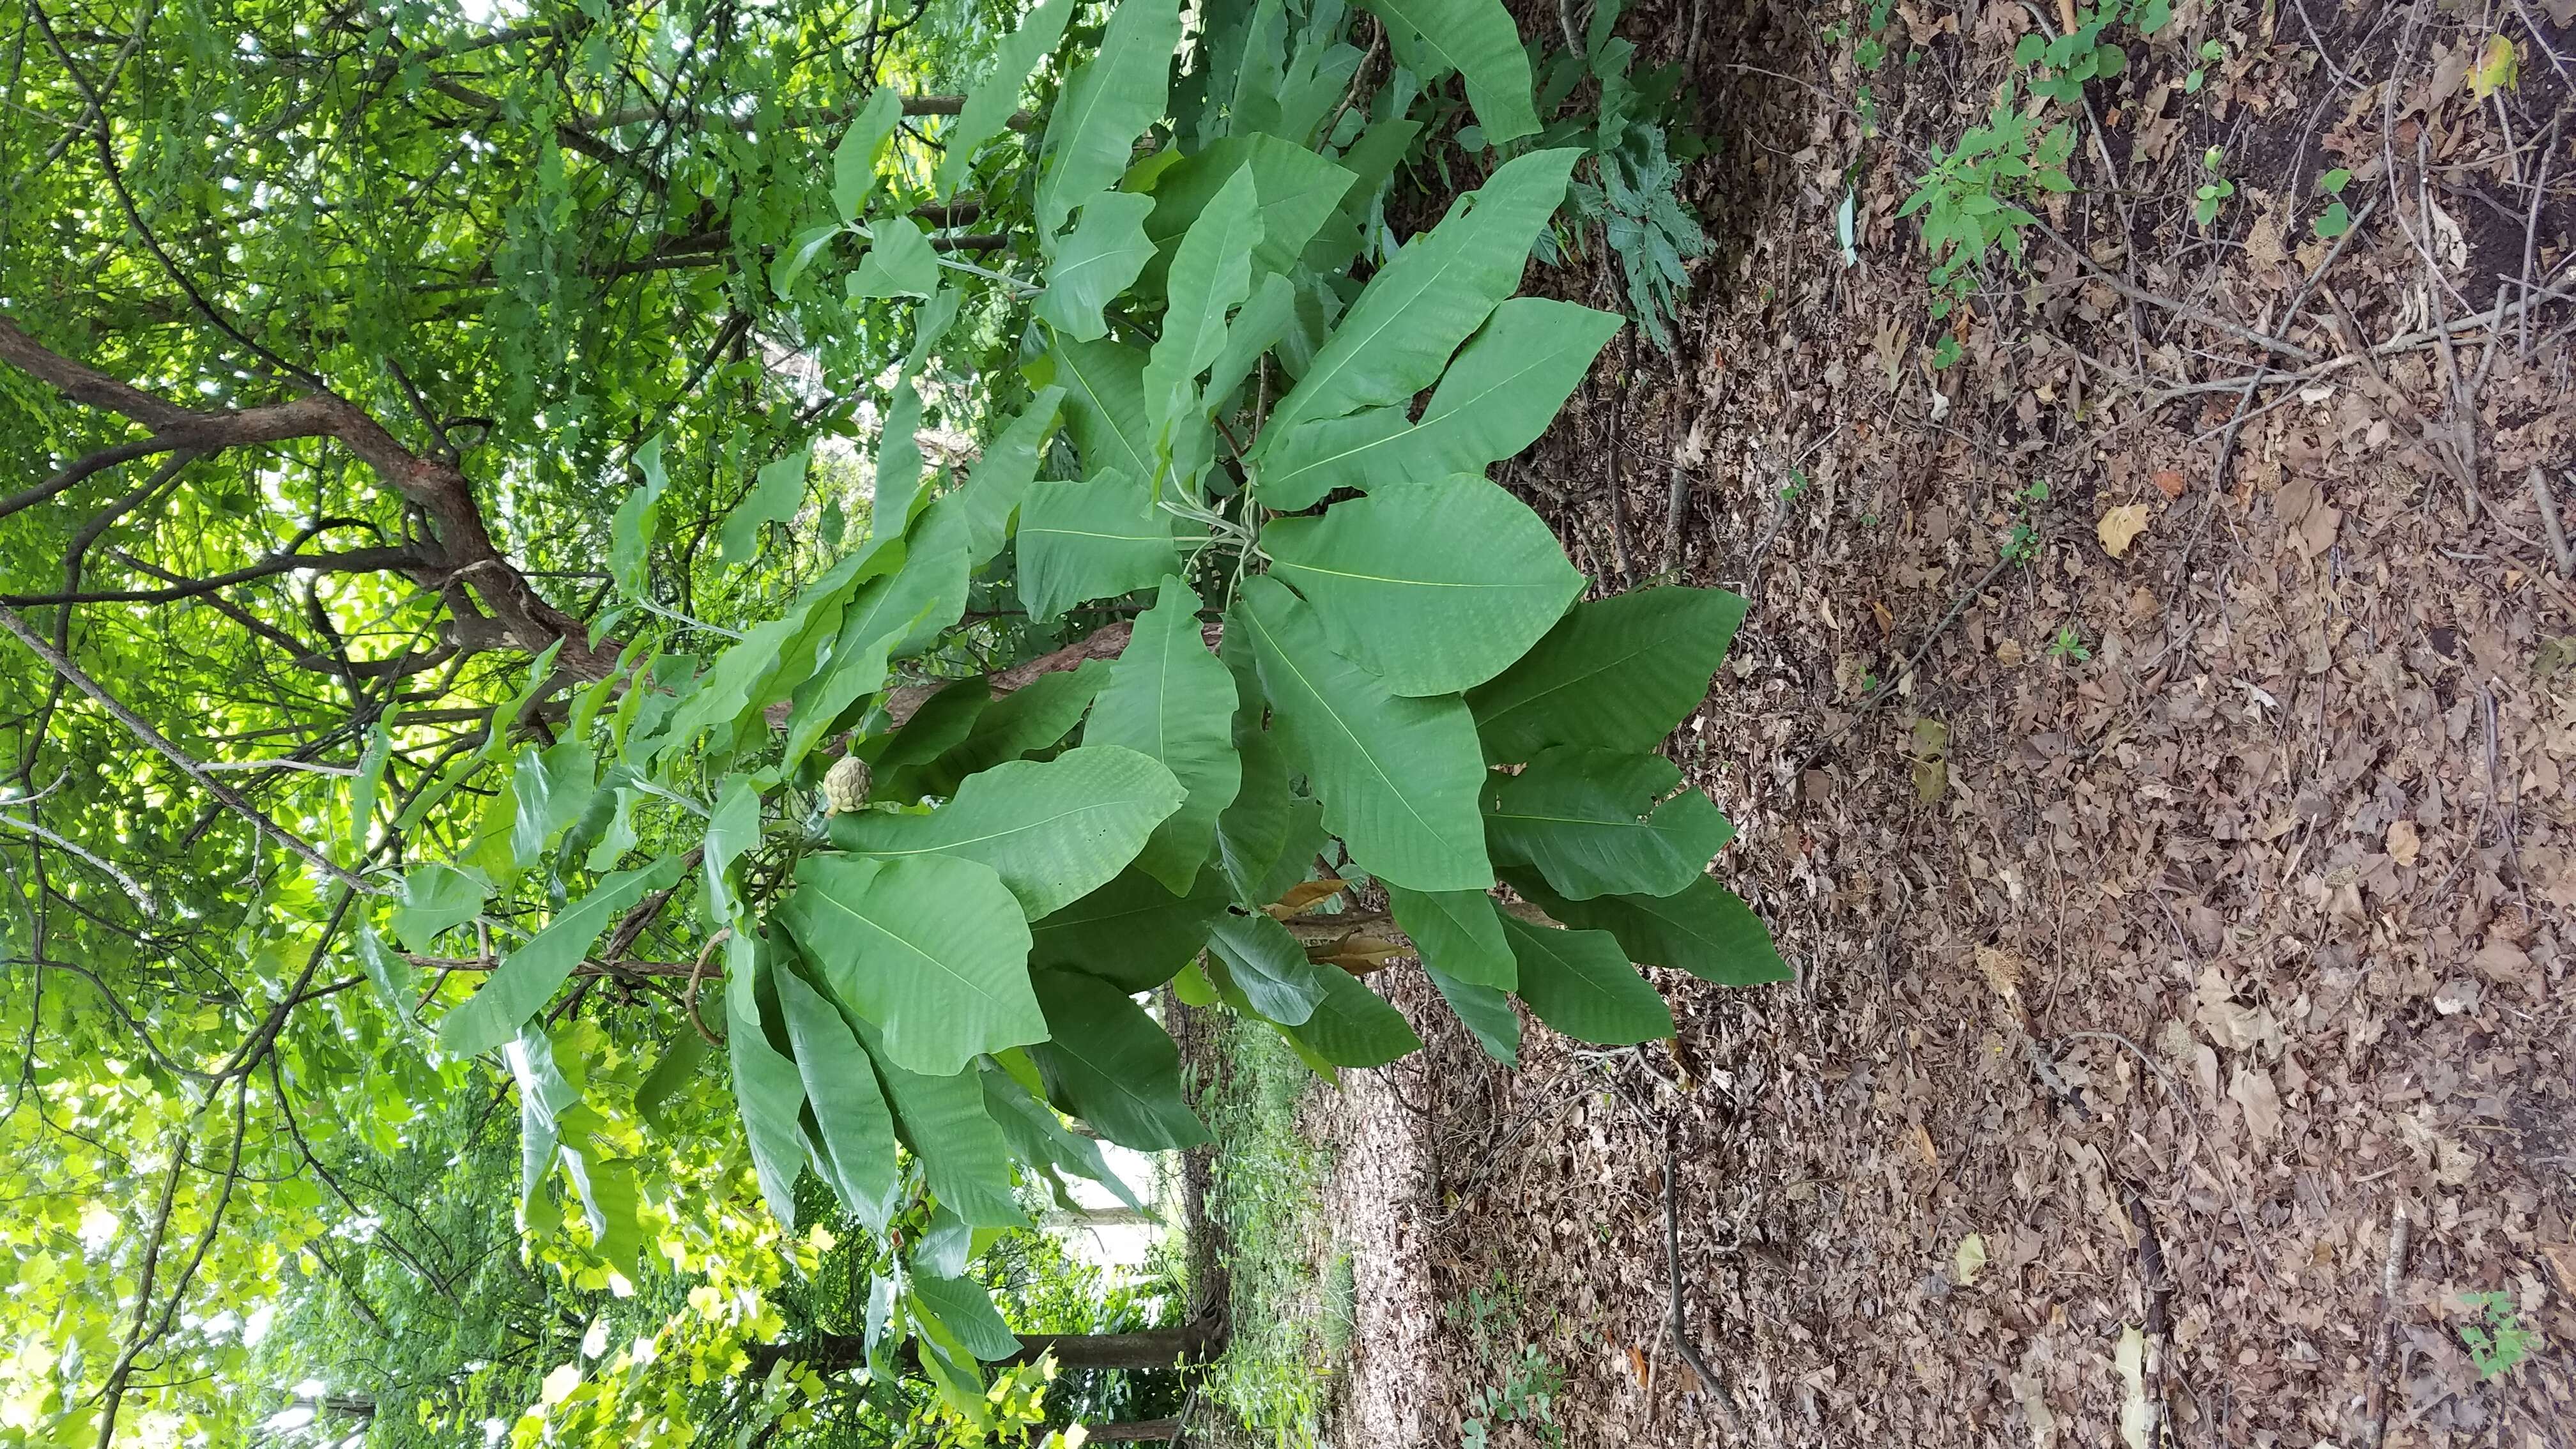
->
<box><xmin>1782</xmin><ymin>468</ymin><xmax>1811</xmax><ymax>502</ymax></box>
<box><xmin>2315</xmin><ymin>167</ymin><xmax>2354</xmax><ymax>240</ymax></box>
<box><xmin>2048</xmin><ymin>625</ymin><xmax>2092</xmax><ymax>661</ymax></box>
<box><xmin>2460</xmin><ymin>1292</ymin><xmax>2534</xmax><ymax>1381</ymax></box>
<box><xmin>2194</xmin><ymin>146</ymin><xmax>2235</xmax><ymax>227</ymax></box>
<box><xmin>2185</xmin><ymin>36</ymin><xmax>2225</xmax><ymax>93</ymax></box>
<box><xmin>2002</xmin><ymin>478</ymin><xmax>2050</xmax><ymax>562</ymax></box>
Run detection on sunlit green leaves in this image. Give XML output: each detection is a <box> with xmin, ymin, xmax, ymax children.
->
<box><xmin>1263</xmin><ymin>474</ymin><xmax>1583</xmax><ymax>694</ymax></box>
<box><xmin>851</xmin><ymin>217</ymin><xmax>941</xmax><ymax>300</ymax></box>
<box><xmin>775</xmin><ymin>854</ymin><xmax>1045</xmax><ymax>1075</ymax></box>
<box><xmin>392</xmin><ymin>862</ymin><xmax>487</xmax><ymax>954</ymax></box>
<box><xmin>438</xmin><ymin>855</ymin><xmax>684</xmax><ymax>1059</ymax></box>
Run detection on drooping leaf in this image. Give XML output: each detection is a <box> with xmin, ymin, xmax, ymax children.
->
<box><xmin>1233</xmin><ymin>576</ymin><xmax>1491</xmax><ymax>891</ymax></box>
<box><xmin>1036</xmin><ymin>192</ymin><xmax>1159</xmax><ymax>341</ymax></box>
<box><xmin>982</xmin><ymin>1061</ymin><xmax>1145</xmax><ymax>1209</ymax></box>
<box><xmin>702</xmin><ymin>773</ymin><xmax>762</xmax><ymax>928</ymax></box>
<box><xmin>873</xmin><ymin>378</ymin><xmax>930</xmax><ymax>525</ymax></box>
<box><xmin>952</xmin><ymin>387</ymin><xmax>1067</xmax><ymax>562</ymax></box>
<box><xmin>1423</xmin><ymin>963</ymin><xmax>1519</xmax><ymax>1064</ymax></box>
<box><xmin>1085</xmin><ymin>576</ymin><xmax>1241</xmax><ymax>890</ymax></box>
<box><xmin>1015</xmin><ymin>471</ymin><xmax>1177</xmax><ymax>621</ymax></box>
<box><xmin>1498</xmin><ymin>911</ymin><xmax>1673</xmax><ymax>1044</ymax></box>
<box><xmin>833</xmin><ymin>86</ymin><xmax>907</xmax><ymax>220</ymax></box>
<box><xmin>1482</xmin><ymin>746</ymin><xmax>1733</xmax><ymax>900</ymax></box>
<box><xmin>1384</xmin><ymin>882</ymin><xmax>1515</xmax><ymax>988</ymax></box>
<box><xmin>1138</xmin><ymin>135</ymin><xmax>1353</xmax><ymax>289</ymax></box>
<box><xmin>1354</xmin><ymin>0</ymin><xmax>1539</xmax><ymax>142</ymax></box>
<box><xmin>392</xmin><ymin>862</ymin><xmax>488</xmax><ymax>955</ymax></box>
<box><xmin>1036</xmin><ymin>334</ymin><xmax>1158</xmax><ymax>482</ymax></box>
<box><xmin>854</xmin><ymin>1016</ymin><xmax>1029</xmax><ymax>1227</ymax></box>
<box><xmin>1205</xmin><ymin>270</ymin><xmax>1296</xmax><ymax>408</ymax></box>
<box><xmin>1028</xmin><ymin>864</ymin><xmax>1232</xmax><ymax>991</ymax></box>
<box><xmin>826</xmin><ymin>745</ymin><xmax>1185</xmax><ymax>919</ymax></box>
<box><xmin>719</xmin><ymin>448</ymin><xmax>813</xmax><ymax>565</ymax></box>
<box><xmin>1507</xmin><ymin>871</ymin><xmax>1791</xmax><ymax>986</ymax></box>
<box><xmin>772</xmin><ymin>949</ymin><xmax>903</xmax><ymax>1230</ymax></box>
<box><xmin>927</xmin><ymin>659</ymin><xmax>1108</xmax><ymax>788</ymax></box>
<box><xmin>438</xmin><ymin>855</ymin><xmax>684</xmax><ymax>1059</ymax></box>
<box><xmin>725</xmin><ymin>935</ymin><xmax>810</xmax><ymax>1226</ymax></box>
<box><xmin>1025</xmin><ymin>969</ymin><xmax>1210</xmax><ymax>1149</ymax></box>
<box><xmin>634</xmin><ymin>1031</ymin><xmax>708</xmax><ymax>1137</ymax></box>
<box><xmin>1466</xmin><ymin>586</ymin><xmax>1748</xmax><ymax>760</ymax></box>
<box><xmin>509</xmin><ymin>740</ymin><xmax>598</xmax><ymax>866</ymax></box>
<box><xmin>610</xmin><ymin>434</ymin><xmax>671</xmax><ymax>599</ymax></box>
<box><xmin>1282</xmin><ymin>966</ymin><xmax>1423</xmax><ymax>1066</ymax></box>
<box><xmin>775</xmin><ymin>853</ymin><xmax>1045</xmax><ymax>1076</ymax></box>
<box><xmin>1142</xmin><ymin>165</ymin><xmax>1263</xmax><ymax>434</ymax></box>
<box><xmin>911</xmin><ymin>1273</ymin><xmax>1023</xmax><ymax>1360</ymax></box>
<box><xmin>1205</xmin><ymin>909</ymin><xmax>1333</xmax><ymax>1025</ymax></box>
<box><xmin>1036</xmin><ymin>0</ymin><xmax>1184</xmax><ymax>238</ymax></box>
<box><xmin>937</xmin><ymin>0</ymin><xmax>1077</xmax><ymax>199</ymax></box>
<box><xmin>1263</xmin><ymin>474</ymin><xmax>1583</xmax><ymax>695</ymax></box>
<box><xmin>1258</xmin><ymin>148</ymin><xmax>1577</xmax><ymax>440</ymax></box>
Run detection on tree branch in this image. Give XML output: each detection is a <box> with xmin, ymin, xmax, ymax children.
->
<box><xmin>0</xmin><ymin>546</ymin><xmax>419</xmax><ymax>606</ymax></box>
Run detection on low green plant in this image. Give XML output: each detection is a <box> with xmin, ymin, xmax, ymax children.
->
<box><xmin>2315</xmin><ymin>167</ymin><xmax>2355</xmax><ymax>239</ymax></box>
<box><xmin>2003</xmin><ymin>478</ymin><xmax>2051</xmax><ymax>562</ymax></box>
<box><xmin>1451</xmin><ymin>1276</ymin><xmax>1567</xmax><ymax>1449</ymax></box>
<box><xmin>2048</xmin><ymin>624</ymin><xmax>2091</xmax><ymax>661</ymax></box>
<box><xmin>2184</xmin><ymin>36</ymin><xmax>2226</xmax><ymax>93</ymax></box>
<box><xmin>1199</xmin><ymin>1016</ymin><xmax>1336</xmax><ymax>1447</ymax></box>
<box><xmin>2460</xmin><ymin>1292</ymin><xmax>2534</xmax><ymax>1381</ymax></box>
<box><xmin>2194</xmin><ymin>146</ymin><xmax>2236</xmax><ymax>226</ymax></box>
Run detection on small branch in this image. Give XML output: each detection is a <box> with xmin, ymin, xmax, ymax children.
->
<box><xmin>2361</xmin><ymin>1202</ymin><xmax>2412</xmax><ymax>1449</ymax></box>
<box><xmin>2532</xmin><ymin>467</ymin><xmax>2574</xmax><ymax>578</ymax></box>
<box><xmin>0</xmin><ymin>546</ymin><xmax>418</xmax><ymax>606</ymax></box>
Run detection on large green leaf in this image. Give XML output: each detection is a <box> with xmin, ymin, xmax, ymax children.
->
<box><xmin>1498</xmin><ymin>912</ymin><xmax>1673</xmax><ymax>1044</ymax></box>
<box><xmin>1354</xmin><ymin>0</ymin><xmax>1537</xmax><ymax>141</ymax></box>
<box><xmin>1384</xmin><ymin>883</ymin><xmax>1514</xmax><ymax>988</ymax></box>
<box><xmin>1142</xmin><ymin>164</ymin><xmax>1262</xmax><ymax>443</ymax></box>
<box><xmin>1025</xmin><ymin>969</ymin><xmax>1210</xmax><ymax>1149</ymax></box>
<box><xmin>1483</xmin><ymin>746</ymin><xmax>1733</xmax><ymax>900</ymax></box>
<box><xmin>1085</xmin><ymin>576</ymin><xmax>1241</xmax><ymax>891</ymax></box>
<box><xmin>1205</xmin><ymin>270</ymin><xmax>1296</xmax><ymax>408</ymax></box>
<box><xmin>392</xmin><ymin>862</ymin><xmax>487</xmax><ymax>954</ymax></box>
<box><xmin>1424</xmin><ymin>963</ymin><xmax>1519</xmax><ymax>1064</ymax></box>
<box><xmin>936</xmin><ymin>0</ymin><xmax>1077</xmax><ymax>199</ymax></box>
<box><xmin>1507</xmin><ymin>871</ymin><xmax>1791</xmax><ymax>986</ymax></box>
<box><xmin>1466</xmin><ymin>586</ymin><xmax>1749</xmax><ymax>761</ymax></box>
<box><xmin>610</xmin><ymin>434</ymin><xmax>670</xmax><ymax>599</ymax></box>
<box><xmin>508</xmin><ymin>739</ymin><xmax>597</xmax><ymax>866</ymax></box>
<box><xmin>832</xmin><ymin>86</ymin><xmax>906</xmax><ymax>220</ymax></box>
<box><xmin>438</xmin><ymin>855</ymin><xmax>684</xmax><ymax>1059</ymax></box>
<box><xmin>772</xmin><ymin>950</ymin><xmax>902</xmax><ymax>1230</ymax></box>
<box><xmin>851</xmin><ymin>216</ymin><xmax>941</xmax><ymax>299</ymax></box>
<box><xmin>718</xmin><ymin>448</ymin><xmax>812</xmax><ymax>565</ymax></box>
<box><xmin>982</xmin><ymin>1061</ymin><xmax>1145</xmax><ymax>1209</ymax></box>
<box><xmin>1036</xmin><ymin>0</ymin><xmax>1183</xmax><ymax>238</ymax></box>
<box><xmin>1204</xmin><ymin>909</ymin><xmax>1333</xmax><ymax>1025</ymax></box>
<box><xmin>775</xmin><ymin>854</ymin><xmax>1045</xmax><ymax>1076</ymax></box>
<box><xmin>925</xmin><ymin>660</ymin><xmax>1107</xmax><ymax>790</ymax></box>
<box><xmin>1283</xmin><ymin>967</ymin><xmax>1423</xmax><ymax>1066</ymax></box>
<box><xmin>725</xmin><ymin>937</ymin><xmax>809</xmax><ymax>1226</ymax></box>
<box><xmin>1257</xmin><ymin>298</ymin><xmax>1621</xmax><ymax>503</ymax></box>
<box><xmin>855</xmin><ymin>1017</ymin><xmax>1028</xmax><ymax>1227</ymax></box>
<box><xmin>779</xmin><ymin>552</ymin><xmax>951</xmax><ymax>770</ymax></box>
<box><xmin>1037</xmin><ymin>335</ymin><xmax>1156</xmax><ymax>482</ymax></box>
<box><xmin>826</xmin><ymin>745</ymin><xmax>1184</xmax><ymax>919</ymax></box>
<box><xmin>1257</xmin><ymin>148</ymin><xmax>1576</xmax><ymax>443</ymax></box>
<box><xmin>1029</xmin><ymin>865</ymin><xmax>1231</xmax><ymax>991</ymax></box>
<box><xmin>1016</xmin><ymin>471</ymin><xmax>1177</xmax><ymax>621</ymax></box>
<box><xmin>1263</xmin><ymin>475</ymin><xmax>1582</xmax><ymax>695</ymax></box>
<box><xmin>1036</xmin><ymin>192</ymin><xmax>1158</xmax><ymax>341</ymax></box>
<box><xmin>1138</xmin><ymin>135</ymin><xmax>1354</xmax><ymax>290</ymax></box>
<box><xmin>1233</xmin><ymin>576</ymin><xmax>1490</xmax><ymax>891</ymax></box>
<box><xmin>952</xmin><ymin>387</ymin><xmax>1066</xmax><ymax>563</ymax></box>
<box><xmin>911</xmin><ymin>1273</ymin><xmax>1023</xmax><ymax>1360</ymax></box>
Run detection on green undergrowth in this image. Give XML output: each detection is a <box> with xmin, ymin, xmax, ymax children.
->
<box><xmin>1192</xmin><ymin>1011</ymin><xmax>1346</xmax><ymax>1448</ymax></box>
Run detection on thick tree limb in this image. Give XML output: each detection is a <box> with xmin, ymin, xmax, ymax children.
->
<box><xmin>0</xmin><ymin>546</ymin><xmax>419</xmax><ymax>606</ymax></box>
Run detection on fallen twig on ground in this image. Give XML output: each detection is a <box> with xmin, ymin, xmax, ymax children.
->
<box><xmin>2361</xmin><ymin>1202</ymin><xmax>2412</xmax><ymax>1449</ymax></box>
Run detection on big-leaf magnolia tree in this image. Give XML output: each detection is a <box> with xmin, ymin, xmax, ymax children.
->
<box><xmin>0</xmin><ymin>0</ymin><xmax>1786</xmax><ymax>1437</ymax></box>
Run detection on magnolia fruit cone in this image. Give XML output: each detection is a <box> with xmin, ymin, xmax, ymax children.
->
<box><xmin>822</xmin><ymin>755</ymin><xmax>872</xmax><ymax>815</ymax></box>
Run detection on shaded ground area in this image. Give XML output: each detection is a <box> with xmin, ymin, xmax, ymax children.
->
<box><xmin>1194</xmin><ymin>0</ymin><xmax>2576</xmax><ymax>1445</ymax></box>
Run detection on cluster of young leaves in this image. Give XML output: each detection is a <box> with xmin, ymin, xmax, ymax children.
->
<box><xmin>379</xmin><ymin>0</ymin><xmax>1789</xmax><ymax>1423</ymax></box>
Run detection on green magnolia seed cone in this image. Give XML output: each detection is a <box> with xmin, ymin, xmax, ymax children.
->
<box><xmin>822</xmin><ymin>754</ymin><xmax>872</xmax><ymax>814</ymax></box>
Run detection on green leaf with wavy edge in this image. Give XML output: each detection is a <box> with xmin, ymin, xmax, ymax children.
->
<box><xmin>1036</xmin><ymin>0</ymin><xmax>1183</xmax><ymax>238</ymax></box>
<box><xmin>1233</xmin><ymin>576</ymin><xmax>1491</xmax><ymax>891</ymax></box>
<box><xmin>772</xmin><ymin>949</ymin><xmax>902</xmax><ymax>1230</ymax></box>
<box><xmin>833</xmin><ymin>86</ymin><xmax>906</xmax><ymax>221</ymax></box>
<box><xmin>1015</xmin><ymin>471</ymin><xmax>1177</xmax><ymax>622</ymax></box>
<box><xmin>1036</xmin><ymin>192</ymin><xmax>1158</xmax><ymax>341</ymax></box>
<box><xmin>936</xmin><ymin>0</ymin><xmax>1077</xmax><ymax>199</ymax></box>
<box><xmin>702</xmin><ymin>773</ymin><xmax>761</xmax><ymax>928</ymax></box>
<box><xmin>718</xmin><ymin>447</ymin><xmax>811</xmax><ymax>565</ymax></box>
<box><xmin>1498</xmin><ymin>912</ymin><xmax>1672</xmax><ymax>1044</ymax></box>
<box><xmin>852</xmin><ymin>1015</ymin><xmax>1029</xmax><ymax>1227</ymax></box>
<box><xmin>1206</xmin><ymin>908</ymin><xmax>1333</xmax><ymax>1025</ymax></box>
<box><xmin>1264</xmin><ymin>474</ymin><xmax>1581</xmax><ymax>696</ymax></box>
<box><xmin>1257</xmin><ymin>148</ymin><xmax>1576</xmax><ymax>443</ymax></box>
<box><xmin>1466</xmin><ymin>586</ymin><xmax>1748</xmax><ymax>762</ymax></box>
<box><xmin>1085</xmin><ymin>576</ymin><xmax>1241</xmax><ymax>891</ymax></box>
<box><xmin>1029</xmin><ymin>864</ymin><xmax>1231</xmax><ymax>992</ymax></box>
<box><xmin>873</xmin><ymin>378</ymin><xmax>929</xmax><ymax>525</ymax></box>
<box><xmin>776</xmin><ymin>853</ymin><xmax>1044</xmax><ymax>1076</ymax></box>
<box><xmin>1424</xmin><ymin>963</ymin><xmax>1519</xmax><ymax>1064</ymax></box>
<box><xmin>826</xmin><ymin>744</ymin><xmax>1184</xmax><ymax>919</ymax></box>
<box><xmin>1506</xmin><ymin>870</ymin><xmax>1791</xmax><ymax>986</ymax></box>
<box><xmin>437</xmin><ymin>854</ymin><xmax>684</xmax><ymax>1059</ymax></box>
<box><xmin>1258</xmin><ymin>298</ymin><xmax>1622</xmax><ymax>505</ymax></box>
<box><xmin>1025</xmin><ymin>969</ymin><xmax>1210</xmax><ymax>1149</ymax></box>
<box><xmin>1384</xmin><ymin>883</ymin><xmax>1514</xmax><ymax>988</ymax></box>
<box><xmin>1284</xmin><ymin>967</ymin><xmax>1423</xmax><ymax>1066</ymax></box>
<box><xmin>981</xmin><ymin>1061</ymin><xmax>1145</xmax><ymax>1209</ymax></box>
<box><xmin>1144</xmin><ymin>165</ymin><xmax>1262</xmax><ymax>440</ymax></box>
<box><xmin>509</xmin><ymin>739</ymin><xmax>597</xmax><ymax>866</ymax></box>
<box><xmin>1483</xmin><ymin>746</ymin><xmax>1733</xmax><ymax>901</ymax></box>
<box><xmin>610</xmin><ymin>433</ymin><xmax>670</xmax><ymax>599</ymax></box>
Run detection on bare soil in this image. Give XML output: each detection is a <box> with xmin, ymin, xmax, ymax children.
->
<box><xmin>1245</xmin><ymin>1</ymin><xmax>2576</xmax><ymax>1445</ymax></box>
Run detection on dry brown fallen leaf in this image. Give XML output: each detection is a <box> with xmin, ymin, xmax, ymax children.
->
<box><xmin>2152</xmin><ymin>468</ymin><xmax>2188</xmax><ymax>498</ymax></box>
<box><xmin>2387</xmin><ymin>818</ymin><xmax>2421</xmax><ymax>866</ymax></box>
<box><xmin>2098</xmin><ymin>503</ymin><xmax>2152</xmax><ymax>558</ymax></box>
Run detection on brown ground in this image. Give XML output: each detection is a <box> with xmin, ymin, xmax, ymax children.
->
<box><xmin>1266</xmin><ymin>1</ymin><xmax>2576</xmax><ymax>1445</ymax></box>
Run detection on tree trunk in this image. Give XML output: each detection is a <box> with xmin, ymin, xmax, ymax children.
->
<box><xmin>1079</xmin><ymin>1419</ymin><xmax>1179</xmax><ymax>1443</ymax></box>
<box><xmin>746</xmin><ymin>1319</ymin><xmax>1223</xmax><ymax>1375</ymax></box>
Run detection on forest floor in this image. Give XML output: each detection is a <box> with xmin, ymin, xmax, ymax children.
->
<box><xmin>1185</xmin><ymin>0</ymin><xmax>2576</xmax><ymax>1446</ymax></box>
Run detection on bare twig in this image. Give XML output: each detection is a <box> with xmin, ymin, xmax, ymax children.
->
<box><xmin>2534</xmin><ymin>468</ymin><xmax>2575</xmax><ymax>578</ymax></box>
<box><xmin>2361</xmin><ymin>1202</ymin><xmax>2412</xmax><ymax>1449</ymax></box>
<box><xmin>686</xmin><ymin>929</ymin><xmax>730</xmax><ymax>1046</ymax></box>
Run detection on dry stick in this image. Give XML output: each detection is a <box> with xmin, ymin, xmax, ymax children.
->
<box><xmin>2534</xmin><ymin>467</ymin><xmax>2575</xmax><ymax>578</ymax></box>
<box><xmin>0</xmin><ymin>602</ymin><xmax>376</xmax><ymax>894</ymax></box>
<box><xmin>1800</xmin><ymin>551</ymin><xmax>2016</xmax><ymax>771</ymax></box>
<box><xmin>1659</xmin><ymin>1121</ymin><xmax>1745</xmax><ymax>1436</ymax></box>
<box><xmin>2028</xmin><ymin>215</ymin><xmax>2320</xmax><ymax>364</ymax></box>
<box><xmin>2152</xmin><ymin>280</ymin><xmax>2576</xmax><ymax>403</ymax></box>
<box><xmin>2362</xmin><ymin>1202</ymin><xmax>2413</xmax><ymax>1449</ymax></box>
<box><xmin>2518</xmin><ymin>111</ymin><xmax>2559</xmax><ymax>360</ymax></box>
<box><xmin>1604</xmin><ymin>325</ymin><xmax>1639</xmax><ymax>590</ymax></box>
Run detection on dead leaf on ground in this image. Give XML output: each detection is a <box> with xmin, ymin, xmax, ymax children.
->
<box><xmin>2387</xmin><ymin>819</ymin><xmax>2421</xmax><ymax>866</ymax></box>
<box><xmin>2152</xmin><ymin>468</ymin><xmax>2188</xmax><ymax>498</ymax></box>
<box><xmin>2229</xmin><ymin>1064</ymin><xmax>2283</xmax><ymax>1142</ymax></box>
<box><xmin>2097</xmin><ymin>503</ymin><xmax>2151</xmax><ymax>558</ymax></box>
